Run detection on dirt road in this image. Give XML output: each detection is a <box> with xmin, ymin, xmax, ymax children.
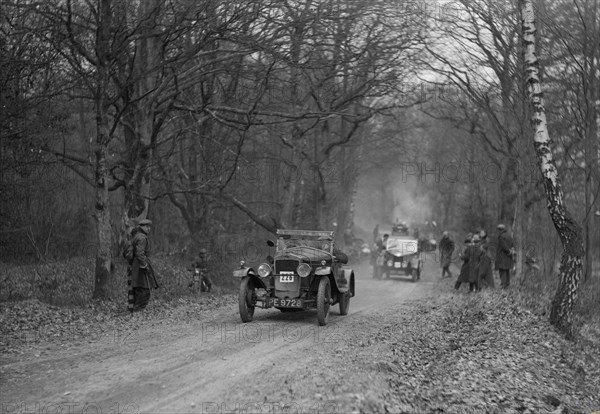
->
<box><xmin>1</xmin><ymin>261</ymin><xmax>440</xmax><ymax>414</ymax></box>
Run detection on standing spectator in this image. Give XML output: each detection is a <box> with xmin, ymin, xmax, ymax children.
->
<box><xmin>455</xmin><ymin>233</ymin><xmax>482</xmax><ymax>292</ymax></box>
<box><xmin>372</xmin><ymin>233</ymin><xmax>389</xmax><ymax>278</ymax></box>
<box><xmin>376</xmin><ymin>233</ymin><xmax>389</xmax><ymax>251</ymax></box>
<box><xmin>438</xmin><ymin>231</ymin><xmax>455</xmax><ymax>278</ymax></box>
<box><xmin>495</xmin><ymin>224</ymin><xmax>515</xmax><ymax>288</ymax></box>
<box><xmin>373</xmin><ymin>224</ymin><xmax>380</xmax><ymax>244</ymax></box>
<box><xmin>130</xmin><ymin>219</ymin><xmax>159</xmax><ymax>311</ymax></box>
<box><xmin>467</xmin><ymin>234</ymin><xmax>483</xmax><ymax>291</ymax></box>
<box><xmin>455</xmin><ymin>233</ymin><xmax>473</xmax><ymax>290</ymax></box>
<box><xmin>478</xmin><ymin>229</ymin><xmax>494</xmax><ymax>288</ymax></box>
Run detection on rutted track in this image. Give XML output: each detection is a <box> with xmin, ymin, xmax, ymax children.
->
<box><xmin>1</xmin><ymin>261</ymin><xmax>439</xmax><ymax>413</ymax></box>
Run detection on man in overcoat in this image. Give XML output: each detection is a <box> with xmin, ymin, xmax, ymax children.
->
<box><xmin>371</xmin><ymin>233</ymin><xmax>388</xmax><ymax>278</ymax></box>
<box><xmin>439</xmin><ymin>231</ymin><xmax>455</xmax><ymax>278</ymax></box>
<box><xmin>467</xmin><ymin>234</ymin><xmax>483</xmax><ymax>291</ymax></box>
<box><xmin>130</xmin><ymin>219</ymin><xmax>158</xmax><ymax>310</ymax></box>
<box><xmin>495</xmin><ymin>224</ymin><xmax>515</xmax><ymax>288</ymax></box>
<box><xmin>478</xmin><ymin>229</ymin><xmax>494</xmax><ymax>288</ymax></box>
<box><xmin>455</xmin><ymin>233</ymin><xmax>483</xmax><ymax>291</ymax></box>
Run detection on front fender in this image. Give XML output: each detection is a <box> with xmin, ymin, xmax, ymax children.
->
<box><xmin>314</xmin><ymin>266</ymin><xmax>332</xmax><ymax>276</ymax></box>
<box><xmin>233</xmin><ymin>267</ymin><xmax>255</xmax><ymax>278</ymax></box>
<box><xmin>233</xmin><ymin>268</ymin><xmax>268</xmax><ymax>290</ymax></box>
<box><xmin>336</xmin><ymin>269</ymin><xmax>355</xmax><ymax>296</ymax></box>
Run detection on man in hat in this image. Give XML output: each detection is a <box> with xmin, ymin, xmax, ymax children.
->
<box><xmin>438</xmin><ymin>231</ymin><xmax>455</xmax><ymax>278</ymax></box>
<box><xmin>318</xmin><ymin>235</ymin><xmax>349</xmax><ymax>264</ymax></box>
<box><xmin>478</xmin><ymin>229</ymin><xmax>494</xmax><ymax>288</ymax></box>
<box><xmin>130</xmin><ymin>218</ymin><xmax>158</xmax><ymax>311</ymax></box>
<box><xmin>455</xmin><ymin>233</ymin><xmax>483</xmax><ymax>291</ymax></box>
<box><xmin>495</xmin><ymin>224</ymin><xmax>515</xmax><ymax>288</ymax></box>
<box><xmin>376</xmin><ymin>233</ymin><xmax>389</xmax><ymax>252</ymax></box>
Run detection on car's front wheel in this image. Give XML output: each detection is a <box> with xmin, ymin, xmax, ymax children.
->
<box><xmin>317</xmin><ymin>277</ymin><xmax>331</xmax><ymax>326</ymax></box>
<box><xmin>239</xmin><ymin>276</ymin><xmax>255</xmax><ymax>323</ymax></box>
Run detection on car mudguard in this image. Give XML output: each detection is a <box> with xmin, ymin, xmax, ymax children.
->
<box><xmin>314</xmin><ymin>266</ymin><xmax>332</xmax><ymax>276</ymax></box>
<box><xmin>233</xmin><ymin>267</ymin><xmax>255</xmax><ymax>278</ymax></box>
<box><xmin>334</xmin><ymin>269</ymin><xmax>355</xmax><ymax>296</ymax></box>
<box><xmin>232</xmin><ymin>267</ymin><xmax>268</xmax><ymax>290</ymax></box>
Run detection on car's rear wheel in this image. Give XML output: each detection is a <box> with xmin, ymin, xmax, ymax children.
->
<box><xmin>317</xmin><ymin>277</ymin><xmax>331</xmax><ymax>326</ymax></box>
<box><xmin>239</xmin><ymin>276</ymin><xmax>255</xmax><ymax>322</ymax></box>
<box><xmin>339</xmin><ymin>291</ymin><xmax>350</xmax><ymax>315</ymax></box>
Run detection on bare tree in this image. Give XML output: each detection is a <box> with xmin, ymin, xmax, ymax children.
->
<box><xmin>521</xmin><ymin>0</ymin><xmax>584</xmax><ymax>336</ymax></box>
<box><xmin>541</xmin><ymin>0</ymin><xmax>600</xmax><ymax>282</ymax></box>
<box><xmin>422</xmin><ymin>0</ymin><xmax>545</xmax><ymax>280</ymax></box>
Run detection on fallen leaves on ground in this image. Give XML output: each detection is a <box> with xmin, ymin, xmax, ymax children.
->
<box><xmin>1</xmin><ymin>278</ymin><xmax>599</xmax><ymax>414</ymax></box>
<box><xmin>344</xmin><ymin>289</ymin><xmax>600</xmax><ymax>414</ymax></box>
<box><xmin>0</xmin><ymin>294</ymin><xmax>235</xmax><ymax>356</ymax></box>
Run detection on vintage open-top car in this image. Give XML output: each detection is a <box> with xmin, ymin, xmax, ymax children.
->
<box><xmin>233</xmin><ymin>229</ymin><xmax>356</xmax><ymax>326</ymax></box>
<box><xmin>374</xmin><ymin>234</ymin><xmax>422</xmax><ymax>282</ymax></box>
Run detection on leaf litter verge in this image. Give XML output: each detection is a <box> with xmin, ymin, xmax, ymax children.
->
<box><xmin>347</xmin><ymin>287</ymin><xmax>600</xmax><ymax>414</ymax></box>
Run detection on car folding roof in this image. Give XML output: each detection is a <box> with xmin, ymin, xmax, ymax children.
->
<box><xmin>276</xmin><ymin>229</ymin><xmax>335</xmax><ymax>238</ymax></box>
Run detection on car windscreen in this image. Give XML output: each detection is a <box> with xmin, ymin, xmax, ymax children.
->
<box><xmin>386</xmin><ymin>237</ymin><xmax>418</xmax><ymax>256</ymax></box>
<box><xmin>276</xmin><ymin>238</ymin><xmax>333</xmax><ymax>259</ymax></box>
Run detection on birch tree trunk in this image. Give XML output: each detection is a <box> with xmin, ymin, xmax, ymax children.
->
<box><xmin>521</xmin><ymin>0</ymin><xmax>584</xmax><ymax>336</ymax></box>
<box><xmin>583</xmin><ymin>0</ymin><xmax>599</xmax><ymax>282</ymax></box>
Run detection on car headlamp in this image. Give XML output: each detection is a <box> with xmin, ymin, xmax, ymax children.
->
<box><xmin>297</xmin><ymin>263</ymin><xmax>311</xmax><ymax>278</ymax></box>
<box><xmin>257</xmin><ymin>263</ymin><xmax>272</xmax><ymax>278</ymax></box>
<box><xmin>387</xmin><ymin>260</ymin><xmax>393</xmax><ymax>267</ymax></box>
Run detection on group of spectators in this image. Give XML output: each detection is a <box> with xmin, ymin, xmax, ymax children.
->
<box><xmin>438</xmin><ymin>224</ymin><xmax>515</xmax><ymax>291</ymax></box>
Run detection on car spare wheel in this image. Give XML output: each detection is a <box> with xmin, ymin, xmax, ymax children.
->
<box><xmin>317</xmin><ymin>277</ymin><xmax>331</xmax><ymax>326</ymax></box>
<box><xmin>239</xmin><ymin>276</ymin><xmax>255</xmax><ymax>322</ymax></box>
<box><xmin>339</xmin><ymin>291</ymin><xmax>350</xmax><ymax>316</ymax></box>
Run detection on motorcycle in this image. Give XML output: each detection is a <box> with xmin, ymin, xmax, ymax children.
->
<box><xmin>189</xmin><ymin>266</ymin><xmax>210</xmax><ymax>293</ymax></box>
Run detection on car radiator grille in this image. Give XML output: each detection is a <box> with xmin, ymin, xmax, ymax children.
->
<box><xmin>275</xmin><ymin>259</ymin><xmax>299</xmax><ymax>274</ymax></box>
<box><xmin>274</xmin><ymin>259</ymin><xmax>301</xmax><ymax>299</ymax></box>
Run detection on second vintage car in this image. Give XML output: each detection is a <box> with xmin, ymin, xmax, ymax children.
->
<box><xmin>374</xmin><ymin>234</ymin><xmax>422</xmax><ymax>282</ymax></box>
<box><xmin>233</xmin><ymin>229</ymin><xmax>355</xmax><ymax>326</ymax></box>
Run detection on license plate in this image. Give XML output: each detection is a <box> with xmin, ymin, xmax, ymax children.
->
<box><xmin>394</xmin><ymin>262</ymin><xmax>401</xmax><ymax>268</ymax></box>
<box><xmin>273</xmin><ymin>298</ymin><xmax>303</xmax><ymax>308</ymax></box>
<box><xmin>279</xmin><ymin>274</ymin><xmax>295</xmax><ymax>283</ymax></box>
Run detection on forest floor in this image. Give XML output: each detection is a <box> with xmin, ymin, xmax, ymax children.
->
<box><xmin>1</xmin><ymin>261</ymin><xmax>599</xmax><ymax>414</ymax></box>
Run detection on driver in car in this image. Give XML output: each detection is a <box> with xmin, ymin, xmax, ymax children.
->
<box><xmin>318</xmin><ymin>235</ymin><xmax>349</xmax><ymax>264</ymax></box>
